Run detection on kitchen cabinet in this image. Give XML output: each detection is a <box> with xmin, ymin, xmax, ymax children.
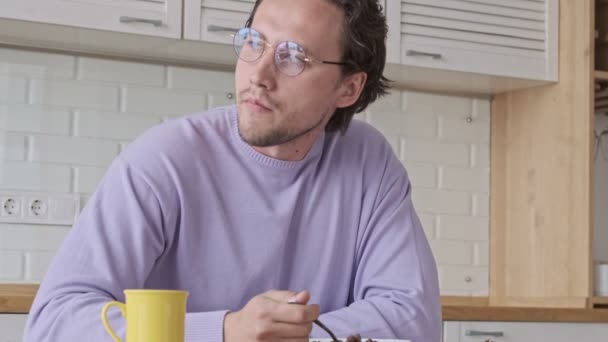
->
<box><xmin>0</xmin><ymin>0</ymin><xmax>559</xmax><ymax>96</ymax></box>
<box><xmin>184</xmin><ymin>0</ymin><xmax>255</xmax><ymax>43</ymax></box>
<box><xmin>385</xmin><ymin>0</ymin><xmax>558</xmax><ymax>81</ymax></box>
<box><xmin>595</xmin><ymin>0</ymin><xmax>608</xmax><ymax>270</ymax></box>
<box><xmin>0</xmin><ymin>314</ymin><xmax>27</xmax><ymax>342</ymax></box>
<box><xmin>490</xmin><ymin>0</ymin><xmax>599</xmax><ymax>308</ymax></box>
<box><xmin>0</xmin><ymin>0</ymin><xmax>182</xmax><ymax>38</ymax></box>
<box><xmin>443</xmin><ymin>321</ymin><xmax>608</xmax><ymax>342</ymax></box>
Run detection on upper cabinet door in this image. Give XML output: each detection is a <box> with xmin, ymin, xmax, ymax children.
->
<box><xmin>386</xmin><ymin>0</ymin><xmax>558</xmax><ymax>81</ymax></box>
<box><xmin>184</xmin><ymin>0</ymin><xmax>255</xmax><ymax>43</ymax></box>
<box><xmin>0</xmin><ymin>0</ymin><xmax>182</xmax><ymax>38</ymax></box>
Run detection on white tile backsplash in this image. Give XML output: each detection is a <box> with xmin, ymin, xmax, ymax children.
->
<box><xmin>0</xmin><ymin>224</ymin><xmax>70</xmax><ymax>251</ymax></box>
<box><xmin>0</xmin><ymin>161</ymin><xmax>72</xmax><ymax>193</ymax></box>
<box><xmin>74</xmin><ymin>110</ymin><xmax>160</xmax><ymax>140</ymax></box>
<box><xmin>24</xmin><ymin>252</ymin><xmax>54</xmax><ymax>281</ymax></box>
<box><xmin>472</xmin><ymin>193</ymin><xmax>490</xmax><ymax>217</ymax></box>
<box><xmin>439</xmin><ymin>116</ymin><xmax>490</xmax><ymax>143</ymax></box>
<box><xmin>30</xmin><ymin>135</ymin><xmax>119</xmax><ymax>166</ymax></box>
<box><xmin>0</xmin><ymin>47</ymin><xmax>491</xmax><ymax>296</ymax></box>
<box><xmin>0</xmin><ymin>105</ymin><xmax>71</xmax><ymax>135</ymax></box>
<box><xmin>30</xmin><ymin>79</ymin><xmax>120</xmax><ymax>111</ymax></box>
<box><xmin>405</xmin><ymin>162</ymin><xmax>438</xmax><ymax>189</ymax></box>
<box><xmin>472</xmin><ymin>98</ymin><xmax>491</xmax><ymax>121</ymax></box>
<box><xmin>366</xmin><ymin>110</ymin><xmax>403</xmax><ymax>136</ymax></box>
<box><xmin>0</xmin><ymin>76</ymin><xmax>28</xmax><ymax>103</ymax></box>
<box><xmin>168</xmin><ymin>66</ymin><xmax>235</xmax><ymax>91</ymax></box>
<box><xmin>405</xmin><ymin>91</ymin><xmax>473</xmax><ymax>116</ymax></box>
<box><xmin>0</xmin><ymin>47</ymin><xmax>75</xmax><ymax>79</ymax></box>
<box><xmin>0</xmin><ymin>133</ymin><xmax>27</xmax><ymax>161</ymax></box>
<box><xmin>474</xmin><ymin>242</ymin><xmax>489</xmax><ymax>266</ymax></box>
<box><xmin>442</xmin><ymin>167</ymin><xmax>490</xmax><ymax>192</ymax></box>
<box><xmin>429</xmin><ymin>240</ymin><xmax>473</xmax><ymax>266</ymax></box>
<box><xmin>122</xmin><ymin>86</ymin><xmax>208</xmax><ymax>115</ymax></box>
<box><xmin>438</xmin><ymin>265</ymin><xmax>488</xmax><ymax>293</ymax></box>
<box><xmin>402</xmin><ymin>139</ymin><xmax>470</xmax><ymax>166</ymax></box>
<box><xmin>436</xmin><ymin>215</ymin><xmax>489</xmax><ymax>241</ymax></box>
<box><xmin>417</xmin><ymin>214</ymin><xmax>436</xmax><ymax>240</ymax></box>
<box><xmin>74</xmin><ymin>166</ymin><xmax>108</xmax><ymax>194</ymax></box>
<box><xmin>0</xmin><ymin>251</ymin><xmax>24</xmax><ymax>280</ymax></box>
<box><xmin>402</xmin><ymin>113</ymin><xmax>438</xmax><ymax>139</ymax></box>
<box><xmin>413</xmin><ymin>189</ymin><xmax>472</xmax><ymax>216</ymax></box>
<box><xmin>471</xmin><ymin>144</ymin><xmax>490</xmax><ymax>167</ymax></box>
<box><xmin>78</xmin><ymin>57</ymin><xmax>166</xmax><ymax>86</ymax></box>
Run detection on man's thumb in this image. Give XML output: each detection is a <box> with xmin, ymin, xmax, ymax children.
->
<box><xmin>287</xmin><ymin>290</ymin><xmax>311</xmax><ymax>304</ymax></box>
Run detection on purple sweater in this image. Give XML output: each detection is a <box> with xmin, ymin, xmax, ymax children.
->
<box><xmin>24</xmin><ymin>106</ymin><xmax>441</xmax><ymax>342</ymax></box>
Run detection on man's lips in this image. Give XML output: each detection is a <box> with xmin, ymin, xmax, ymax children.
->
<box><xmin>244</xmin><ymin>98</ymin><xmax>271</xmax><ymax>112</ymax></box>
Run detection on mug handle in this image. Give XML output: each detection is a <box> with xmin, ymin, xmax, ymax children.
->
<box><xmin>101</xmin><ymin>301</ymin><xmax>126</xmax><ymax>342</ymax></box>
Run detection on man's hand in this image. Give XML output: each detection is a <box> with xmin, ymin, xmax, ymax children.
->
<box><xmin>224</xmin><ymin>290</ymin><xmax>320</xmax><ymax>342</ymax></box>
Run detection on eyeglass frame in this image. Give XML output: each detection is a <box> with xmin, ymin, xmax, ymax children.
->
<box><xmin>232</xmin><ymin>27</ymin><xmax>354</xmax><ymax>77</ymax></box>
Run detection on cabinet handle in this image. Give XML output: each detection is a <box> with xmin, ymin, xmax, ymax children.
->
<box><xmin>406</xmin><ymin>49</ymin><xmax>442</xmax><ymax>60</ymax></box>
<box><xmin>208</xmin><ymin>25</ymin><xmax>240</xmax><ymax>33</ymax></box>
<box><xmin>465</xmin><ymin>330</ymin><xmax>504</xmax><ymax>337</ymax></box>
<box><xmin>119</xmin><ymin>16</ymin><xmax>163</xmax><ymax>27</ymax></box>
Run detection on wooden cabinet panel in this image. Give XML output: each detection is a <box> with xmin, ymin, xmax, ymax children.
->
<box><xmin>184</xmin><ymin>0</ymin><xmax>254</xmax><ymax>42</ymax></box>
<box><xmin>444</xmin><ymin>321</ymin><xmax>608</xmax><ymax>342</ymax></box>
<box><xmin>0</xmin><ymin>0</ymin><xmax>182</xmax><ymax>38</ymax></box>
<box><xmin>386</xmin><ymin>0</ymin><xmax>558</xmax><ymax>81</ymax></box>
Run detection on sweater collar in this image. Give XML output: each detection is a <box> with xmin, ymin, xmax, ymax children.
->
<box><xmin>229</xmin><ymin>106</ymin><xmax>325</xmax><ymax>169</ymax></box>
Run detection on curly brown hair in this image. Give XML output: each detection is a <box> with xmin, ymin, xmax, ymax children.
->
<box><xmin>245</xmin><ymin>0</ymin><xmax>391</xmax><ymax>134</ymax></box>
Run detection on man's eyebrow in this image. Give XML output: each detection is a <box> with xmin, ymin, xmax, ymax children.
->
<box><xmin>249</xmin><ymin>26</ymin><xmax>268</xmax><ymax>40</ymax></box>
<box><xmin>250</xmin><ymin>26</ymin><xmax>312</xmax><ymax>54</ymax></box>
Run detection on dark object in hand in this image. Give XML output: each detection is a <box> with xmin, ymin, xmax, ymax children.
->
<box><xmin>344</xmin><ymin>334</ymin><xmax>377</xmax><ymax>342</ymax></box>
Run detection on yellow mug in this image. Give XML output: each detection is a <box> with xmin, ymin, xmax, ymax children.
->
<box><xmin>101</xmin><ymin>289</ymin><xmax>189</xmax><ymax>342</ymax></box>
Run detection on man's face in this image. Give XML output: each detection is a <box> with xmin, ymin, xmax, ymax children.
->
<box><xmin>235</xmin><ymin>0</ymin><xmax>346</xmax><ymax>147</ymax></box>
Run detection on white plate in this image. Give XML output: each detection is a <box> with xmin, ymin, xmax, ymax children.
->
<box><xmin>309</xmin><ymin>339</ymin><xmax>409</xmax><ymax>342</ymax></box>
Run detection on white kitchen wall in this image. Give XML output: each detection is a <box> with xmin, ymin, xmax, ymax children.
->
<box><xmin>595</xmin><ymin>113</ymin><xmax>608</xmax><ymax>263</ymax></box>
<box><xmin>0</xmin><ymin>46</ymin><xmax>490</xmax><ymax>295</ymax></box>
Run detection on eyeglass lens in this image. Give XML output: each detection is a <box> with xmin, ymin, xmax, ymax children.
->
<box><xmin>233</xmin><ymin>27</ymin><xmax>309</xmax><ymax>77</ymax></box>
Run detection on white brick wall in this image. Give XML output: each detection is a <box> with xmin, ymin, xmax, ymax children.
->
<box><xmin>0</xmin><ymin>47</ymin><xmax>490</xmax><ymax>295</ymax></box>
<box><xmin>365</xmin><ymin>90</ymin><xmax>491</xmax><ymax>295</ymax></box>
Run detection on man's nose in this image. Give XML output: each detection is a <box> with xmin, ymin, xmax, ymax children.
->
<box><xmin>249</xmin><ymin>47</ymin><xmax>277</xmax><ymax>90</ymax></box>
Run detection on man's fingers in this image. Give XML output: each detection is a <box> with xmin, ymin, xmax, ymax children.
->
<box><xmin>264</xmin><ymin>290</ymin><xmax>299</xmax><ymax>302</ymax></box>
<box><xmin>264</xmin><ymin>289</ymin><xmax>311</xmax><ymax>304</ymax></box>
<box><xmin>272</xmin><ymin>302</ymin><xmax>320</xmax><ymax>323</ymax></box>
<box><xmin>289</xmin><ymin>290</ymin><xmax>311</xmax><ymax>304</ymax></box>
<box><xmin>267</xmin><ymin>321</ymin><xmax>314</xmax><ymax>338</ymax></box>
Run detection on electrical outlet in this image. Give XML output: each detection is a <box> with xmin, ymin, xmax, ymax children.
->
<box><xmin>0</xmin><ymin>191</ymin><xmax>80</xmax><ymax>225</ymax></box>
<box><xmin>27</xmin><ymin>198</ymin><xmax>48</xmax><ymax>218</ymax></box>
<box><xmin>1</xmin><ymin>197</ymin><xmax>22</xmax><ymax>217</ymax></box>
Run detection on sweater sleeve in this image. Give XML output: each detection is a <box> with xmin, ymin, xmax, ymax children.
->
<box><xmin>311</xmin><ymin>155</ymin><xmax>442</xmax><ymax>342</ymax></box>
<box><xmin>22</xmin><ymin>156</ymin><xmax>228</xmax><ymax>342</ymax></box>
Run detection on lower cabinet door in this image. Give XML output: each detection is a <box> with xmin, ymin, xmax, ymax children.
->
<box><xmin>0</xmin><ymin>314</ymin><xmax>28</xmax><ymax>342</ymax></box>
<box><xmin>444</xmin><ymin>321</ymin><xmax>608</xmax><ymax>342</ymax></box>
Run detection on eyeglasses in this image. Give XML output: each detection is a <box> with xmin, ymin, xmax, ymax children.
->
<box><xmin>233</xmin><ymin>27</ymin><xmax>351</xmax><ymax>77</ymax></box>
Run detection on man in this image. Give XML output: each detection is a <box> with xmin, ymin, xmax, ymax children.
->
<box><xmin>24</xmin><ymin>0</ymin><xmax>441</xmax><ymax>341</ymax></box>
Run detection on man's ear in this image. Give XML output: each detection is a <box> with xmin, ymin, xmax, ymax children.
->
<box><xmin>335</xmin><ymin>72</ymin><xmax>367</xmax><ymax>108</ymax></box>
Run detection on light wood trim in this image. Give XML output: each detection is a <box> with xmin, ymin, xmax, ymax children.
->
<box><xmin>589</xmin><ymin>296</ymin><xmax>608</xmax><ymax>308</ymax></box>
<box><xmin>0</xmin><ymin>284</ymin><xmax>39</xmax><ymax>314</ymax></box>
<box><xmin>4</xmin><ymin>290</ymin><xmax>608</xmax><ymax>324</ymax></box>
<box><xmin>490</xmin><ymin>296</ymin><xmax>589</xmax><ymax>309</ymax></box>
<box><xmin>442</xmin><ymin>306</ymin><xmax>608</xmax><ymax>322</ymax></box>
<box><xmin>441</xmin><ymin>296</ymin><xmax>489</xmax><ymax>307</ymax></box>
<box><xmin>597</xmin><ymin>70</ymin><xmax>608</xmax><ymax>80</ymax></box>
<box><xmin>490</xmin><ymin>0</ymin><xmax>595</xmax><ymax>307</ymax></box>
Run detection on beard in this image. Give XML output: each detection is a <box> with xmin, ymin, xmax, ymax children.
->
<box><xmin>236</xmin><ymin>89</ymin><xmax>329</xmax><ymax>147</ymax></box>
<box><xmin>237</xmin><ymin>105</ymin><xmax>327</xmax><ymax>147</ymax></box>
